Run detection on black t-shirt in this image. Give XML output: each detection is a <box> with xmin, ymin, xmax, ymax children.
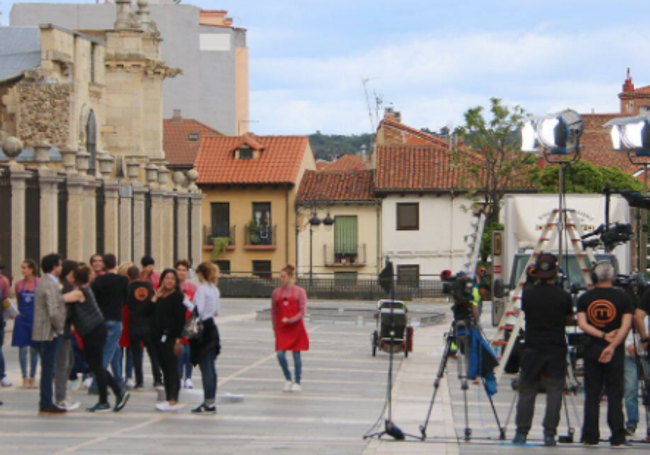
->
<box><xmin>127</xmin><ymin>281</ymin><xmax>155</xmax><ymax>329</ymax></box>
<box><xmin>638</xmin><ymin>287</ymin><xmax>650</xmax><ymax>314</ymax></box>
<box><xmin>522</xmin><ymin>283</ymin><xmax>573</xmax><ymax>347</ymax></box>
<box><xmin>577</xmin><ymin>287</ymin><xmax>634</xmax><ymax>338</ymax></box>
<box><xmin>90</xmin><ymin>273</ymin><xmax>129</xmax><ymax>322</ymax></box>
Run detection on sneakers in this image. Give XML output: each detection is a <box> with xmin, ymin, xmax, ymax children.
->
<box><xmin>184</xmin><ymin>378</ymin><xmax>194</xmax><ymax>389</ymax></box>
<box><xmin>58</xmin><ymin>400</ymin><xmax>81</xmax><ymax>411</ymax></box>
<box><xmin>82</xmin><ymin>377</ymin><xmax>93</xmax><ymax>390</ymax></box>
<box><xmin>154</xmin><ymin>382</ymin><xmax>164</xmax><ymax>390</ymax></box>
<box><xmin>583</xmin><ymin>441</ymin><xmax>599</xmax><ymax>447</ymax></box>
<box><xmin>39</xmin><ymin>405</ymin><xmax>67</xmax><ymax>415</ymax></box>
<box><xmin>512</xmin><ymin>432</ymin><xmax>527</xmax><ymax>446</ymax></box>
<box><xmin>544</xmin><ymin>436</ymin><xmax>557</xmax><ymax>447</ymax></box>
<box><xmin>68</xmin><ymin>379</ymin><xmax>81</xmax><ymax>391</ymax></box>
<box><xmin>114</xmin><ymin>390</ymin><xmax>130</xmax><ymax>412</ymax></box>
<box><xmin>191</xmin><ymin>403</ymin><xmax>216</xmax><ymax>415</ymax></box>
<box><xmin>1</xmin><ymin>377</ymin><xmax>13</xmax><ymax>388</ymax></box>
<box><xmin>125</xmin><ymin>379</ymin><xmax>136</xmax><ymax>390</ymax></box>
<box><xmin>134</xmin><ymin>383</ymin><xmax>144</xmax><ymax>390</ymax></box>
<box><xmin>290</xmin><ymin>382</ymin><xmax>302</xmax><ymax>393</ymax></box>
<box><xmin>283</xmin><ymin>381</ymin><xmax>293</xmax><ymax>393</ymax></box>
<box><xmin>612</xmin><ymin>441</ymin><xmax>633</xmax><ymax>449</ymax></box>
<box><xmin>155</xmin><ymin>401</ymin><xmax>180</xmax><ymax>412</ymax></box>
<box><xmin>86</xmin><ymin>403</ymin><xmax>111</xmax><ymax>413</ymax></box>
<box><xmin>625</xmin><ymin>427</ymin><xmax>636</xmax><ymax>436</ymax></box>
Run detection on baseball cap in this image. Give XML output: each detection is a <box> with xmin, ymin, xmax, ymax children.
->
<box><xmin>535</xmin><ymin>253</ymin><xmax>558</xmax><ymax>279</ymax></box>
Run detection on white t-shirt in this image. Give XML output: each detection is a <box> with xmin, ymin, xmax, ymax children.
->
<box><xmin>191</xmin><ymin>283</ymin><xmax>220</xmax><ymax>321</ymax></box>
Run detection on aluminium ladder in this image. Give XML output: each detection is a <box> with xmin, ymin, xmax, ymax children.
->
<box><xmin>462</xmin><ymin>212</ymin><xmax>486</xmax><ymax>274</ymax></box>
<box><xmin>490</xmin><ymin>209</ymin><xmax>596</xmax><ymax>382</ymax></box>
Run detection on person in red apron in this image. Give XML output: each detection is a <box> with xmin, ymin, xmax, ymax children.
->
<box><xmin>12</xmin><ymin>259</ymin><xmax>40</xmax><ymax>389</ymax></box>
<box><xmin>271</xmin><ymin>265</ymin><xmax>309</xmax><ymax>393</ymax></box>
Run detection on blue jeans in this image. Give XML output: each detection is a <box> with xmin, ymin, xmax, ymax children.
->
<box><xmin>624</xmin><ymin>355</ymin><xmax>649</xmax><ymax>430</ymax></box>
<box><xmin>0</xmin><ymin>326</ymin><xmax>5</xmax><ymax>379</ymax></box>
<box><xmin>115</xmin><ymin>348</ymin><xmax>133</xmax><ymax>382</ymax></box>
<box><xmin>37</xmin><ymin>336</ymin><xmax>61</xmax><ymax>410</ymax></box>
<box><xmin>277</xmin><ymin>351</ymin><xmax>302</xmax><ymax>384</ymax></box>
<box><xmin>178</xmin><ymin>344</ymin><xmax>193</xmax><ymax>380</ymax></box>
<box><xmin>199</xmin><ymin>348</ymin><xmax>217</xmax><ymax>403</ymax></box>
<box><xmin>19</xmin><ymin>346</ymin><xmax>39</xmax><ymax>378</ymax></box>
<box><xmin>91</xmin><ymin>321</ymin><xmax>122</xmax><ymax>390</ymax></box>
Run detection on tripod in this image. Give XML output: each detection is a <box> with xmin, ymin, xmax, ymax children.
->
<box><xmin>420</xmin><ymin>318</ymin><xmax>505</xmax><ymax>441</ymax></box>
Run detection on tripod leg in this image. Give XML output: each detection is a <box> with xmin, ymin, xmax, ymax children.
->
<box><xmin>420</xmin><ymin>327</ymin><xmax>454</xmax><ymax>440</ymax></box>
<box><xmin>504</xmin><ymin>388</ymin><xmax>518</xmax><ymax>436</ymax></box>
<box><xmin>481</xmin><ymin>377</ymin><xmax>506</xmax><ymax>440</ymax></box>
<box><xmin>456</xmin><ymin>321</ymin><xmax>472</xmax><ymax>441</ymax></box>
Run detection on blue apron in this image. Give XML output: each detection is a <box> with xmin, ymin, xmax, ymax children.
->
<box><xmin>12</xmin><ymin>283</ymin><xmax>36</xmax><ymax>347</ymax></box>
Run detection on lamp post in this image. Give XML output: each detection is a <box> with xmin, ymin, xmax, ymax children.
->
<box><xmin>307</xmin><ymin>208</ymin><xmax>334</xmax><ymax>287</ymax></box>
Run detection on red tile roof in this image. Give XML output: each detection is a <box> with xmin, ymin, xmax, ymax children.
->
<box><xmin>579</xmin><ymin>113</ymin><xmax>637</xmax><ymax>173</ymax></box>
<box><xmin>379</xmin><ymin>117</ymin><xmax>450</xmax><ymax>147</ymax></box>
<box><xmin>323</xmin><ymin>154</ymin><xmax>370</xmax><ymax>171</ymax></box>
<box><xmin>195</xmin><ymin>134</ymin><xmax>311</xmax><ymax>185</ymax></box>
<box><xmin>316</xmin><ymin>160</ymin><xmax>330</xmax><ymax>171</ymax></box>
<box><xmin>297</xmin><ymin>170</ymin><xmax>377</xmax><ymax>203</ymax></box>
<box><xmin>164</xmin><ymin>118</ymin><xmax>222</xmax><ymax>166</ymax></box>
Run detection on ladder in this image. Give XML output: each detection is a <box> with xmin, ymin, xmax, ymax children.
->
<box><xmin>491</xmin><ymin>209</ymin><xmax>596</xmax><ymax>382</ymax></box>
<box><xmin>462</xmin><ymin>212</ymin><xmax>486</xmax><ymax>273</ymax></box>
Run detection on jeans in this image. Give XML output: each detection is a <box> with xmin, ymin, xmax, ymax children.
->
<box><xmin>83</xmin><ymin>324</ymin><xmax>122</xmax><ymax>406</ymax></box>
<box><xmin>0</xmin><ymin>326</ymin><xmax>5</xmax><ymax>379</ymax></box>
<box><xmin>54</xmin><ymin>337</ymin><xmax>74</xmax><ymax>404</ymax></box>
<box><xmin>130</xmin><ymin>328</ymin><xmax>162</xmax><ymax>386</ymax></box>
<box><xmin>178</xmin><ymin>344</ymin><xmax>193</xmax><ymax>380</ymax></box>
<box><xmin>115</xmin><ymin>348</ymin><xmax>133</xmax><ymax>382</ymax></box>
<box><xmin>277</xmin><ymin>351</ymin><xmax>302</xmax><ymax>384</ymax></box>
<box><xmin>37</xmin><ymin>335</ymin><xmax>61</xmax><ymax>410</ymax></box>
<box><xmin>624</xmin><ymin>355</ymin><xmax>649</xmax><ymax>430</ymax></box>
<box><xmin>157</xmin><ymin>339</ymin><xmax>180</xmax><ymax>402</ymax></box>
<box><xmin>199</xmin><ymin>348</ymin><xmax>217</xmax><ymax>404</ymax></box>
<box><xmin>19</xmin><ymin>346</ymin><xmax>39</xmax><ymax>378</ymax></box>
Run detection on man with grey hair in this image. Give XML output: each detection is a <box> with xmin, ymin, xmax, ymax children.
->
<box><xmin>577</xmin><ymin>261</ymin><xmax>634</xmax><ymax>448</ymax></box>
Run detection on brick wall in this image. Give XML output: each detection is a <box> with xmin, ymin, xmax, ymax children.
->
<box><xmin>17</xmin><ymin>82</ymin><xmax>71</xmax><ymax>147</ymax></box>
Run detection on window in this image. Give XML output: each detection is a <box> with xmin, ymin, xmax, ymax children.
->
<box><xmin>252</xmin><ymin>260</ymin><xmax>272</xmax><ymax>279</ymax></box>
<box><xmin>396</xmin><ymin>203</ymin><xmax>419</xmax><ymax>231</ymax></box>
<box><xmin>90</xmin><ymin>44</ymin><xmax>96</xmax><ymax>83</ymax></box>
<box><xmin>250</xmin><ymin>202</ymin><xmax>272</xmax><ymax>245</ymax></box>
<box><xmin>87</xmin><ymin>110</ymin><xmax>97</xmax><ymax>173</ymax></box>
<box><xmin>334</xmin><ymin>216</ymin><xmax>358</xmax><ymax>264</ymax></box>
<box><xmin>628</xmin><ymin>101</ymin><xmax>635</xmax><ymax>113</ymax></box>
<box><xmin>210</xmin><ymin>203</ymin><xmax>230</xmax><ymax>238</ymax></box>
<box><xmin>397</xmin><ymin>265</ymin><xmax>420</xmax><ymax>286</ymax></box>
<box><xmin>188</xmin><ymin>133</ymin><xmax>200</xmax><ymax>141</ymax></box>
<box><xmin>239</xmin><ymin>147</ymin><xmax>253</xmax><ymax>160</ymax></box>
<box><xmin>335</xmin><ymin>271</ymin><xmax>358</xmax><ymax>285</ymax></box>
<box><xmin>214</xmin><ymin>260</ymin><xmax>231</xmax><ymax>275</ymax></box>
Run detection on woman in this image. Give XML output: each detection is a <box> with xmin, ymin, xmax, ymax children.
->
<box><xmin>64</xmin><ymin>264</ymin><xmax>130</xmax><ymax>413</ymax></box>
<box><xmin>12</xmin><ymin>259</ymin><xmax>40</xmax><ymax>389</ymax></box>
<box><xmin>117</xmin><ymin>262</ymin><xmax>135</xmax><ymax>388</ymax></box>
<box><xmin>176</xmin><ymin>259</ymin><xmax>197</xmax><ymax>389</ymax></box>
<box><xmin>152</xmin><ymin>269</ymin><xmax>187</xmax><ymax>412</ymax></box>
<box><xmin>187</xmin><ymin>262</ymin><xmax>221</xmax><ymax>414</ymax></box>
<box><xmin>271</xmin><ymin>265</ymin><xmax>309</xmax><ymax>393</ymax></box>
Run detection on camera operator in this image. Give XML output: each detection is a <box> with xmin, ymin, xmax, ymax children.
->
<box><xmin>451</xmin><ymin>272</ymin><xmax>480</xmax><ymax>323</ymax></box>
<box><xmin>577</xmin><ymin>261</ymin><xmax>633</xmax><ymax>448</ymax></box>
<box><xmin>512</xmin><ymin>253</ymin><xmax>573</xmax><ymax>447</ymax></box>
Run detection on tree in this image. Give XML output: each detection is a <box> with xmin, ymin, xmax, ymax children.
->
<box><xmin>531</xmin><ymin>160</ymin><xmax>642</xmax><ymax>193</ymax></box>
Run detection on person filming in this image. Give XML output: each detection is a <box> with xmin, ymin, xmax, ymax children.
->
<box><xmin>512</xmin><ymin>253</ymin><xmax>573</xmax><ymax>447</ymax></box>
<box><xmin>577</xmin><ymin>261</ymin><xmax>633</xmax><ymax>448</ymax></box>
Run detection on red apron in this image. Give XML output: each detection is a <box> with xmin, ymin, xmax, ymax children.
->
<box><xmin>275</xmin><ymin>290</ymin><xmax>309</xmax><ymax>352</ymax></box>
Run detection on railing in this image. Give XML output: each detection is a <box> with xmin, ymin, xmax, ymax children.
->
<box><xmin>323</xmin><ymin>244</ymin><xmax>367</xmax><ymax>267</ymax></box>
<box><xmin>244</xmin><ymin>224</ymin><xmax>277</xmax><ymax>249</ymax></box>
<box><xmin>203</xmin><ymin>225</ymin><xmax>236</xmax><ymax>251</ymax></box>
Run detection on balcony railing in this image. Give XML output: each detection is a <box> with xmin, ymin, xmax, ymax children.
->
<box><xmin>203</xmin><ymin>225</ymin><xmax>236</xmax><ymax>251</ymax></box>
<box><xmin>324</xmin><ymin>244</ymin><xmax>367</xmax><ymax>267</ymax></box>
<box><xmin>244</xmin><ymin>224</ymin><xmax>277</xmax><ymax>250</ymax></box>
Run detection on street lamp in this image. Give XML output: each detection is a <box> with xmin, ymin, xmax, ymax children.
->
<box><xmin>308</xmin><ymin>211</ymin><xmax>334</xmax><ymax>286</ymax></box>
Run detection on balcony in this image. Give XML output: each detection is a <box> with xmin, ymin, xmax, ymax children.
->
<box><xmin>203</xmin><ymin>225</ymin><xmax>236</xmax><ymax>252</ymax></box>
<box><xmin>244</xmin><ymin>224</ymin><xmax>277</xmax><ymax>251</ymax></box>
<box><xmin>324</xmin><ymin>244</ymin><xmax>367</xmax><ymax>267</ymax></box>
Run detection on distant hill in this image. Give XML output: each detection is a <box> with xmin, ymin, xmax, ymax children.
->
<box><xmin>308</xmin><ymin>131</ymin><xmax>374</xmax><ymax>161</ymax></box>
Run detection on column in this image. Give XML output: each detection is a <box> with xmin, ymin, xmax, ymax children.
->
<box><xmin>10</xmin><ymin>168</ymin><xmax>30</xmax><ymax>280</ymax></box>
<box><xmin>176</xmin><ymin>193</ymin><xmax>189</xmax><ymax>263</ymax></box>
<box><xmin>67</xmin><ymin>175</ymin><xmax>87</xmax><ymax>261</ymax></box>
<box><xmin>119</xmin><ymin>183</ymin><xmax>133</xmax><ymax>263</ymax></box>
<box><xmin>150</xmin><ymin>189</ymin><xmax>164</xmax><ymax>267</ymax></box>
<box><xmin>133</xmin><ymin>185</ymin><xmax>148</xmax><ymax>264</ymax></box>
<box><xmin>38</xmin><ymin>172</ymin><xmax>60</xmax><ymax>256</ymax></box>
<box><xmin>103</xmin><ymin>180</ymin><xmax>120</xmax><ymax>255</ymax></box>
<box><xmin>190</xmin><ymin>194</ymin><xmax>203</xmax><ymax>267</ymax></box>
<box><xmin>162</xmin><ymin>191</ymin><xmax>175</xmax><ymax>268</ymax></box>
<box><xmin>83</xmin><ymin>179</ymin><xmax>99</xmax><ymax>261</ymax></box>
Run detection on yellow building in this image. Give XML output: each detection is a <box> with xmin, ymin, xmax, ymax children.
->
<box><xmin>195</xmin><ymin>133</ymin><xmax>315</xmax><ymax>275</ymax></box>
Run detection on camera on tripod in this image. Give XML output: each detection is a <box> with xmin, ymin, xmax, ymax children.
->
<box><xmin>581</xmin><ymin>222</ymin><xmax>633</xmax><ymax>251</ymax></box>
<box><xmin>441</xmin><ymin>271</ymin><xmax>474</xmax><ymax>301</ymax></box>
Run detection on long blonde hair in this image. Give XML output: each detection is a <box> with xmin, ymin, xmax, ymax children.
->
<box><xmin>196</xmin><ymin>261</ymin><xmax>218</xmax><ymax>285</ymax></box>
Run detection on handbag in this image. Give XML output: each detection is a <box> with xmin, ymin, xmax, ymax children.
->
<box><xmin>182</xmin><ymin>307</ymin><xmax>203</xmax><ymax>340</ymax></box>
<box><xmin>2</xmin><ymin>298</ymin><xmax>19</xmax><ymax>319</ymax></box>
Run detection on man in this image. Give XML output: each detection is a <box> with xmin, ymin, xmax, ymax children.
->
<box><xmin>89</xmin><ymin>254</ymin><xmax>105</xmax><ymax>281</ymax></box>
<box><xmin>140</xmin><ymin>256</ymin><xmax>160</xmax><ymax>290</ymax></box>
<box><xmin>513</xmin><ymin>253</ymin><xmax>573</xmax><ymax>447</ymax></box>
<box><xmin>90</xmin><ymin>254</ymin><xmax>128</xmax><ymax>391</ymax></box>
<box><xmin>33</xmin><ymin>254</ymin><xmax>67</xmax><ymax>414</ymax></box>
<box><xmin>577</xmin><ymin>261</ymin><xmax>633</xmax><ymax>448</ymax></box>
<box><xmin>0</xmin><ymin>266</ymin><xmax>12</xmax><ymax>388</ymax></box>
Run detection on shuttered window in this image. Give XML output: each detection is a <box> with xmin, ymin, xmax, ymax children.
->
<box><xmin>335</xmin><ymin>216</ymin><xmax>358</xmax><ymax>255</ymax></box>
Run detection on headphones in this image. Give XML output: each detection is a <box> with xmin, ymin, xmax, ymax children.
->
<box><xmin>590</xmin><ymin>260</ymin><xmax>612</xmax><ymax>285</ymax></box>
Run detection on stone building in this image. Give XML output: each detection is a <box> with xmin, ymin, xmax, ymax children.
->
<box><xmin>0</xmin><ymin>0</ymin><xmax>203</xmax><ymax>281</ymax></box>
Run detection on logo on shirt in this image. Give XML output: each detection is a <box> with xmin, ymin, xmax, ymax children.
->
<box><xmin>134</xmin><ymin>287</ymin><xmax>150</xmax><ymax>302</ymax></box>
<box><xmin>587</xmin><ymin>299</ymin><xmax>617</xmax><ymax>328</ymax></box>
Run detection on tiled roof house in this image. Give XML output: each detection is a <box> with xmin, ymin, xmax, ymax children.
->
<box><xmin>164</xmin><ymin>110</ymin><xmax>223</xmax><ymax>169</ymax></box>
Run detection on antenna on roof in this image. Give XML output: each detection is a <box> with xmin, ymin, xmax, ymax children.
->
<box><xmin>362</xmin><ymin>76</ymin><xmax>381</xmax><ymax>133</ymax></box>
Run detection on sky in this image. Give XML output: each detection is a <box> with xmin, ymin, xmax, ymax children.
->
<box><xmin>3</xmin><ymin>0</ymin><xmax>650</xmax><ymax>135</ymax></box>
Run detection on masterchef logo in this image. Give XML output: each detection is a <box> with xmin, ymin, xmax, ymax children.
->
<box><xmin>134</xmin><ymin>286</ymin><xmax>150</xmax><ymax>302</ymax></box>
<box><xmin>587</xmin><ymin>299</ymin><xmax>616</xmax><ymax>328</ymax></box>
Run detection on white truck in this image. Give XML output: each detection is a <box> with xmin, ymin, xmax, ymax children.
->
<box><xmin>490</xmin><ymin>193</ymin><xmax>634</xmax><ymax>326</ymax></box>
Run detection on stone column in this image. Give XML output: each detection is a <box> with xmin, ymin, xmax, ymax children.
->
<box><xmin>119</xmin><ymin>183</ymin><xmax>133</xmax><ymax>263</ymax></box>
<box><xmin>162</xmin><ymin>191</ymin><xmax>175</xmax><ymax>268</ymax></box>
<box><xmin>133</xmin><ymin>185</ymin><xmax>148</xmax><ymax>264</ymax></box>
<box><xmin>83</xmin><ymin>179</ymin><xmax>99</xmax><ymax>261</ymax></box>
<box><xmin>150</xmin><ymin>189</ymin><xmax>164</xmax><ymax>267</ymax></box>
<box><xmin>190</xmin><ymin>194</ymin><xmax>203</xmax><ymax>267</ymax></box>
<box><xmin>67</xmin><ymin>175</ymin><xmax>87</xmax><ymax>261</ymax></box>
<box><xmin>38</xmin><ymin>172</ymin><xmax>60</xmax><ymax>256</ymax></box>
<box><xmin>103</xmin><ymin>180</ymin><xmax>120</xmax><ymax>255</ymax></box>
<box><xmin>10</xmin><ymin>168</ymin><xmax>31</xmax><ymax>280</ymax></box>
<box><xmin>176</xmin><ymin>193</ymin><xmax>189</xmax><ymax>263</ymax></box>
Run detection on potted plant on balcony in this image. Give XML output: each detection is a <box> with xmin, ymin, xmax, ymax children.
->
<box><xmin>211</xmin><ymin>236</ymin><xmax>232</xmax><ymax>261</ymax></box>
<box><xmin>247</xmin><ymin>220</ymin><xmax>261</xmax><ymax>245</ymax></box>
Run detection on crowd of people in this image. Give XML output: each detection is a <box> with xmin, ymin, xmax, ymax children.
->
<box><xmin>0</xmin><ymin>254</ymin><xmax>310</xmax><ymax>416</ymax></box>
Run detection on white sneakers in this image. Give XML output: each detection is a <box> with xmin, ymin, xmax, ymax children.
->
<box><xmin>1</xmin><ymin>377</ymin><xmax>13</xmax><ymax>388</ymax></box>
<box><xmin>125</xmin><ymin>379</ymin><xmax>136</xmax><ymax>390</ymax></box>
<box><xmin>156</xmin><ymin>401</ymin><xmax>180</xmax><ymax>412</ymax></box>
<box><xmin>283</xmin><ymin>381</ymin><xmax>302</xmax><ymax>393</ymax></box>
<box><xmin>82</xmin><ymin>378</ymin><xmax>93</xmax><ymax>390</ymax></box>
<box><xmin>283</xmin><ymin>381</ymin><xmax>293</xmax><ymax>393</ymax></box>
<box><xmin>58</xmin><ymin>400</ymin><xmax>81</xmax><ymax>411</ymax></box>
<box><xmin>184</xmin><ymin>378</ymin><xmax>194</xmax><ymax>389</ymax></box>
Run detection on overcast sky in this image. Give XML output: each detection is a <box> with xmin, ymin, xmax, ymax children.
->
<box><xmin>3</xmin><ymin>0</ymin><xmax>650</xmax><ymax>135</ymax></box>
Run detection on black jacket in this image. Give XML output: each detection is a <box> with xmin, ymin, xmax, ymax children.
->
<box><xmin>91</xmin><ymin>273</ymin><xmax>128</xmax><ymax>322</ymax></box>
<box><xmin>153</xmin><ymin>290</ymin><xmax>186</xmax><ymax>340</ymax></box>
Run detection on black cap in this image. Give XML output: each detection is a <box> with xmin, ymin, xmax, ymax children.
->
<box><xmin>535</xmin><ymin>253</ymin><xmax>558</xmax><ymax>279</ymax></box>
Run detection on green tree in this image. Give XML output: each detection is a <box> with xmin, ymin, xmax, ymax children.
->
<box><xmin>531</xmin><ymin>161</ymin><xmax>642</xmax><ymax>193</ymax></box>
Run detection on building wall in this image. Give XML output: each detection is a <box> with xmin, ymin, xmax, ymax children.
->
<box><xmin>381</xmin><ymin>194</ymin><xmax>474</xmax><ymax>276</ymax></box>
<box><xmin>10</xmin><ymin>3</ymin><xmax>248</xmax><ymax>135</ymax></box>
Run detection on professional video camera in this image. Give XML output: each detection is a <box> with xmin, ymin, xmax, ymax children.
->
<box><xmin>581</xmin><ymin>222</ymin><xmax>633</xmax><ymax>251</ymax></box>
<box><xmin>441</xmin><ymin>271</ymin><xmax>474</xmax><ymax>300</ymax></box>
<box><xmin>614</xmin><ymin>271</ymin><xmax>647</xmax><ymax>301</ymax></box>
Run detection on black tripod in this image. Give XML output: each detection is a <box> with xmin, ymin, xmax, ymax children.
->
<box><xmin>420</xmin><ymin>318</ymin><xmax>505</xmax><ymax>441</ymax></box>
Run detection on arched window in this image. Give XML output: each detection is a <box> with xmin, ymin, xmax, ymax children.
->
<box><xmin>87</xmin><ymin>110</ymin><xmax>97</xmax><ymax>172</ymax></box>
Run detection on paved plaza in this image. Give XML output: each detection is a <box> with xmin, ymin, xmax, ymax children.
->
<box><xmin>0</xmin><ymin>299</ymin><xmax>649</xmax><ymax>454</ymax></box>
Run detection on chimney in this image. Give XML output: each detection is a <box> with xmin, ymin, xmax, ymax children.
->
<box><xmin>360</xmin><ymin>144</ymin><xmax>367</xmax><ymax>163</ymax></box>
<box><xmin>115</xmin><ymin>0</ymin><xmax>137</xmax><ymax>30</ymax></box>
<box><xmin>136</xmin><ymin>0</ymin><xmax>150</xmax><ymax>30</ymax></box>
<box><xmin>384</xmin><ymin>107</ymin><xmax>401</xmax><ymax>123</ymax></box>
<box><xmin>172</xmin><ymin>109</ymin><xmax>182</xmax><ymax>121</ymax></box>
<box><xmin>623</xmin><ymin>67</ymin><xmax>635</xmax><ymax>93</ymax></box>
